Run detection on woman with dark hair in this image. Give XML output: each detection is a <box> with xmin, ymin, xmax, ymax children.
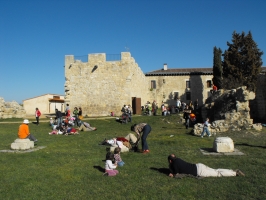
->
<box><xmin>131</xmin><ymin>123</ymin><xmax>151</xmax><ymax>154</ymax></box>
<box><xmin>78</xmin><ymin>107</ymin><xmax>83</xmax><ymax>120</ymax></box>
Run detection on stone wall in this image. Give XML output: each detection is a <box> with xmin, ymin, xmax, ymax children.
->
<box><xmin>194</xmin><ymin>86</ymin><xmax>262</xmax><ymax>136</ymax></box>
<box><xmin>145</xmin><ymin>74</ymin><xmax>213</xmax><ymax>107</ymax></box>
<box><xmin>64</xmin><ymin>51</ymin><xmax>266</xmax><ymax>119</ymax></box>
<box><xmin>64</xmin><ymin>52</ymin><xmax>149</xmax><ymax>116</ymax></box>
<box><xmin>0</xmin><ymin>97</ymin><xmax>26</xmax><ymax>119</ymax></box>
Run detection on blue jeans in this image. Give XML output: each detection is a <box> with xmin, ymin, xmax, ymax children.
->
<box><xmin>142</xmin><ymin>124</ymin><xmax>151</xmax><ymax>151</ymax></box>
<box><xmin>57</xmin><ymin>117</ymin><xmax>62</xmax><ymax>126</ymax></box>
<box><xmin>118</xmin><ymin>161</ymin><xmax>125</xmax><ymax>167</ymax></box>
<box><xmin>185</xmin><ymin>118</ymin><xmax>190</xmax><ymax>128</ymax></box>
<box><xmin>201</xmin><ymin>127</ymin><xmax>210</xmax><ymax>137</ymax></box>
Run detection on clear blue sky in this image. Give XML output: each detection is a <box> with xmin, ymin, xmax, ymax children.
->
<box><xmin>1</xmin><ymin>0</ymin><xmax>265</xmax><ymax>104</ymax></box>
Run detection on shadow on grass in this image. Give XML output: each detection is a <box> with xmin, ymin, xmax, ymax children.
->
<box><xmin>200</xmin><ymin>148</ymin><xmax>215</xmax><ymax>152</ymax></box>
<box><xmin>93</xmin><ymin>165</ymin><xmax>105</xmax><ymax>173</ymax></box>
<box><xmin>150</xmin><ymin>167</ymin><xmax>169</xmax><ymax>176</ymax></box>
<box><xmin>235</xmin><ymin>143</ymin><xmax>266</xmax><ymax>149</ymax></box>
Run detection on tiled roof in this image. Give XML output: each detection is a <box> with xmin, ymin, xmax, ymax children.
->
<box><xmin>145</xmin><ymin>67</ymin><xmax>266</xmax><ymax>76</ymax></box>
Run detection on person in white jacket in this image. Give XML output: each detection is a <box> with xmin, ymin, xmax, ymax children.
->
<box><xmin>104</xmin><ymin>152</ymin><xmax>119</xmax><ymax>176</ymax></box>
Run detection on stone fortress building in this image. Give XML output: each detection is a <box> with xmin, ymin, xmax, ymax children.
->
<box><xmin>64</xmin><ymin>52</ymin><xmax>213</xmax><ymax>116</ymax></box>
<box><xmin>65</xmin><ymin>52</ymin><xmax>266</xmax><ymax>119</ymax></box>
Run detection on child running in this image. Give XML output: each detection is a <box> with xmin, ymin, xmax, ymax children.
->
<box><xmin>114</xmin><ymin>147</ymin><xmax>125</xmax><ymax>167</ymax></box>
<box><xmin>104</xmin><ymin>152</ymin><xmax>119</xmax><ymax>176</ymax></box>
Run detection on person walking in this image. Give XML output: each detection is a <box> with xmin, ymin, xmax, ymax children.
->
<box><xmin>35</xmin><ymin>108</ymin><xmax>41</xmax><ymax>125</ymax></box>
<box><xmin>201</xmin><ymin>118</ymin><xmax>211</xmax><ymax>138</ymax></box>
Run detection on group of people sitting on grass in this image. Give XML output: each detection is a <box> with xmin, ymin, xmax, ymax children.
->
<box><xmin>49</xmin><ymin>116</ymin><xmax>97</xmax><ymax>135</ymax></box>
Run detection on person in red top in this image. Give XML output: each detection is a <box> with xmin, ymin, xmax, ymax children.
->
<box><xmin>35</xmin><ymin>108</ymin><xmax>41</xmax><ymax>125</ymax></box>
<box><xmin>212</xmin><ymin>84</ymin><xmax>218</xmax><ymax>94</ymax></box>
<box><xmin>18</xmin><ymin>119</ymin><xmax>37</xmax><ymax>142</ymax></box>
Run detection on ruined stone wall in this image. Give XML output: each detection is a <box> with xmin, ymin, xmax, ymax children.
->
<box><xmin>64</xmin><ymin>52</ymin><xmax>149</xmax><ymax>116</ymax></box>
<box><xmin>0</xmin><ymin>97</ymin><xmax>26</xmax><ymax>119</ymax></box>
<box><xmin>194</xmin><ymin>86</ymin><xmax>262</xmax><ymax>136</ymax></box>
<box><xmin>145</xmin><ymin>74</ymin><xmax>213</xmax><ymax>107</ymax></box>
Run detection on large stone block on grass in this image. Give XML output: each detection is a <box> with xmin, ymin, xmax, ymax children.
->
<box><xmin>213</xmin><ymin>137</ymin><xmax>234</xmax><ymax>153</ymax></box>
<box><xmin>11</xmin><ymin>139</ymin><xmax>34</xmax><ymax>150</ymax></box>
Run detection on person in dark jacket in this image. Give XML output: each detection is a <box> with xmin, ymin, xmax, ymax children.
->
<box><xmin>168</xmin><ymin>154</ymin><xmax>245</xmax><ymax>178</ymax></box>
<box><xmin>183</xmin><ymin>105</ymin><xmax>191</xmax><ymax>129</ymax></box>
<box><xmin>55</xmin><ymin>109</ymin><xmax>62</xmax><ymax>126</ymax></box>
<box><xmin>131</xmin><ymin>123</ymin><xmax>151</xmax><ymax>154</ymax></box>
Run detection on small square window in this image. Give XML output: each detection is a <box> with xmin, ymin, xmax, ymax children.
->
<box><xmin>207</xmin><ymin>80</ymin><xmax>212</xmax><ymax>88</ymax></box>
<box><xmin>186</xmin><ymin>81</ymin><xmax>190</xmax><ymax>88</ymax></box>
<box><xmin>151</xmin><ymin>80</ymin><xmax>156</xmax><ymax>89</ymax></box>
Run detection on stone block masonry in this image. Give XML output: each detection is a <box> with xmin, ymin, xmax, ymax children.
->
<box><xmin>65</xmin><ymin>52</ymin><xmax>149</xmax><ymax>116</ymax></box>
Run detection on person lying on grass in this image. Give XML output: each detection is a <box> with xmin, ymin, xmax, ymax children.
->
<box><xmin>168</xmin><ymin>154</ymin><xmax>245</xmax><ymax>178</ymax></box>
<box><xmin>78</xmin><ymin>121</ymin><xmax>97</xmax><ymax>131</ymax></box>
<box><xmin>100</xmin><ymin>133</ymin><xmax>138</xmax><ymax>149</ymax></box>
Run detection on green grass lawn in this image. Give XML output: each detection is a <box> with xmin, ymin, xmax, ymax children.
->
<box><xmin>0</xmin><ymin>115</ymin><xmax>266</xmax><ymax>200</ymax></box>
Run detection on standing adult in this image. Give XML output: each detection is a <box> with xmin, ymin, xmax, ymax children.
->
<box><xmin>18</xmin><ymin>119</ymin><xmax>37</xmax><ymax>142</ymax></box>
<box><xmin>131</xmin><ymin>123</ymin><xmax>152</xmax><ymax>154</ymax></box>
<box><xmin>35</xmin><ymin>108</ymin><xmax>41</xmax><ymax>125</ymax></box>
<box><xmin>200</xmin><ymin>118</ymin><xmax>211</xmax><ymax>138</ymax></box>
<box><xmin>65</xmin><ymin>104</ymin><xmax>70</xmax><ymax>117</ymax></box>
<box><xmin>147</xmin><ymin>102</ymin><xmax>152</xmax><ymax>116</ymax></box>
<box><xmin>183</xmin><ymin>105</ymin><xmax>191</xmax><ymax>129</ymax></box>
<box><xmin>176</xmin><ymin>98</ymin><xmax>181</xmax><ymax>113</ymax></box>
<box><xmin>152</xmin><ymin>100</ymin><xmax>157</xmax><ymax>116</ymax></box>
<box><xmin>161</xmin><ymin>101</ymin><xmax>166</xmax><ymax>116</ymax></box>
<box><xmin>194</xmin><ymin>99</ymin><xmax>199</xmax><ymax>111</ymax></box>
<box><xmin>127</xmin><ymin>105</ymin><xmax>132</xmax><ymax>122</ymax></box>
<box><xmin>73</xmin><ymin>107</ymin><xmax>79</xmax><ymax>126</ymax></box>
<box><xmin>168</xmin><ymin>154</ymin><xmax>245</xmax><ymax>178</ymax></box>
<box><xmin>212</xmin><ymin>84</ymin><xmax>218</xmax><ymax>94</ymax></box>
<box><xmin>55</xmin><ymin>109</ymin><xmax>62</xmax><ymax>127</ymax></box>
<box><xmin>78</xmin><ymin>107</ymin><xmax>83</xmax><ymax>120</ymax></box>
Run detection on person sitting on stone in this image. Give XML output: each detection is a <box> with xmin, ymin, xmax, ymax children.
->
<box><xmin>78</xmin><ymin>121</ymin><xmax>97</xmax><ymax>131</ymax></box>
<box><xmin>18</xmin><ymin>119</ymin><xmax>38</xmax><ymax>142</ymax></box>
<box><xmin>168</xmin><ymin>154</ymin><xmax>245</xmax><ymax>178</ymax></box>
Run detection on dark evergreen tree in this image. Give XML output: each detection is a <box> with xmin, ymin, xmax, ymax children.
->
<box><xmin>212</xmin><ymin>46</ymin><xmax>223</xmax><ymax>89</ymax></box>
<box><xmin>222</xmin><ymin>31</ymin><xmax>263</xmax><ymax>91</ymax></box>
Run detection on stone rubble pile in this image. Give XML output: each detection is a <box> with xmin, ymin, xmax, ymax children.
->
<box><xmin>0</xmin><ymin>97</ymin><xmax>26</xmax><ymax>119</ymax></box>
<box><xmin>193</xmin><ymin>86</ymin><xmax>262</xmax><ymax>136</ymax></box>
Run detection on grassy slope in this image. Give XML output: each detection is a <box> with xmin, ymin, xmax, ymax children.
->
<box><xmin>0</xmin><ymin>115</ymin><xmax>265</xmax><ymax>200</ymax></box>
